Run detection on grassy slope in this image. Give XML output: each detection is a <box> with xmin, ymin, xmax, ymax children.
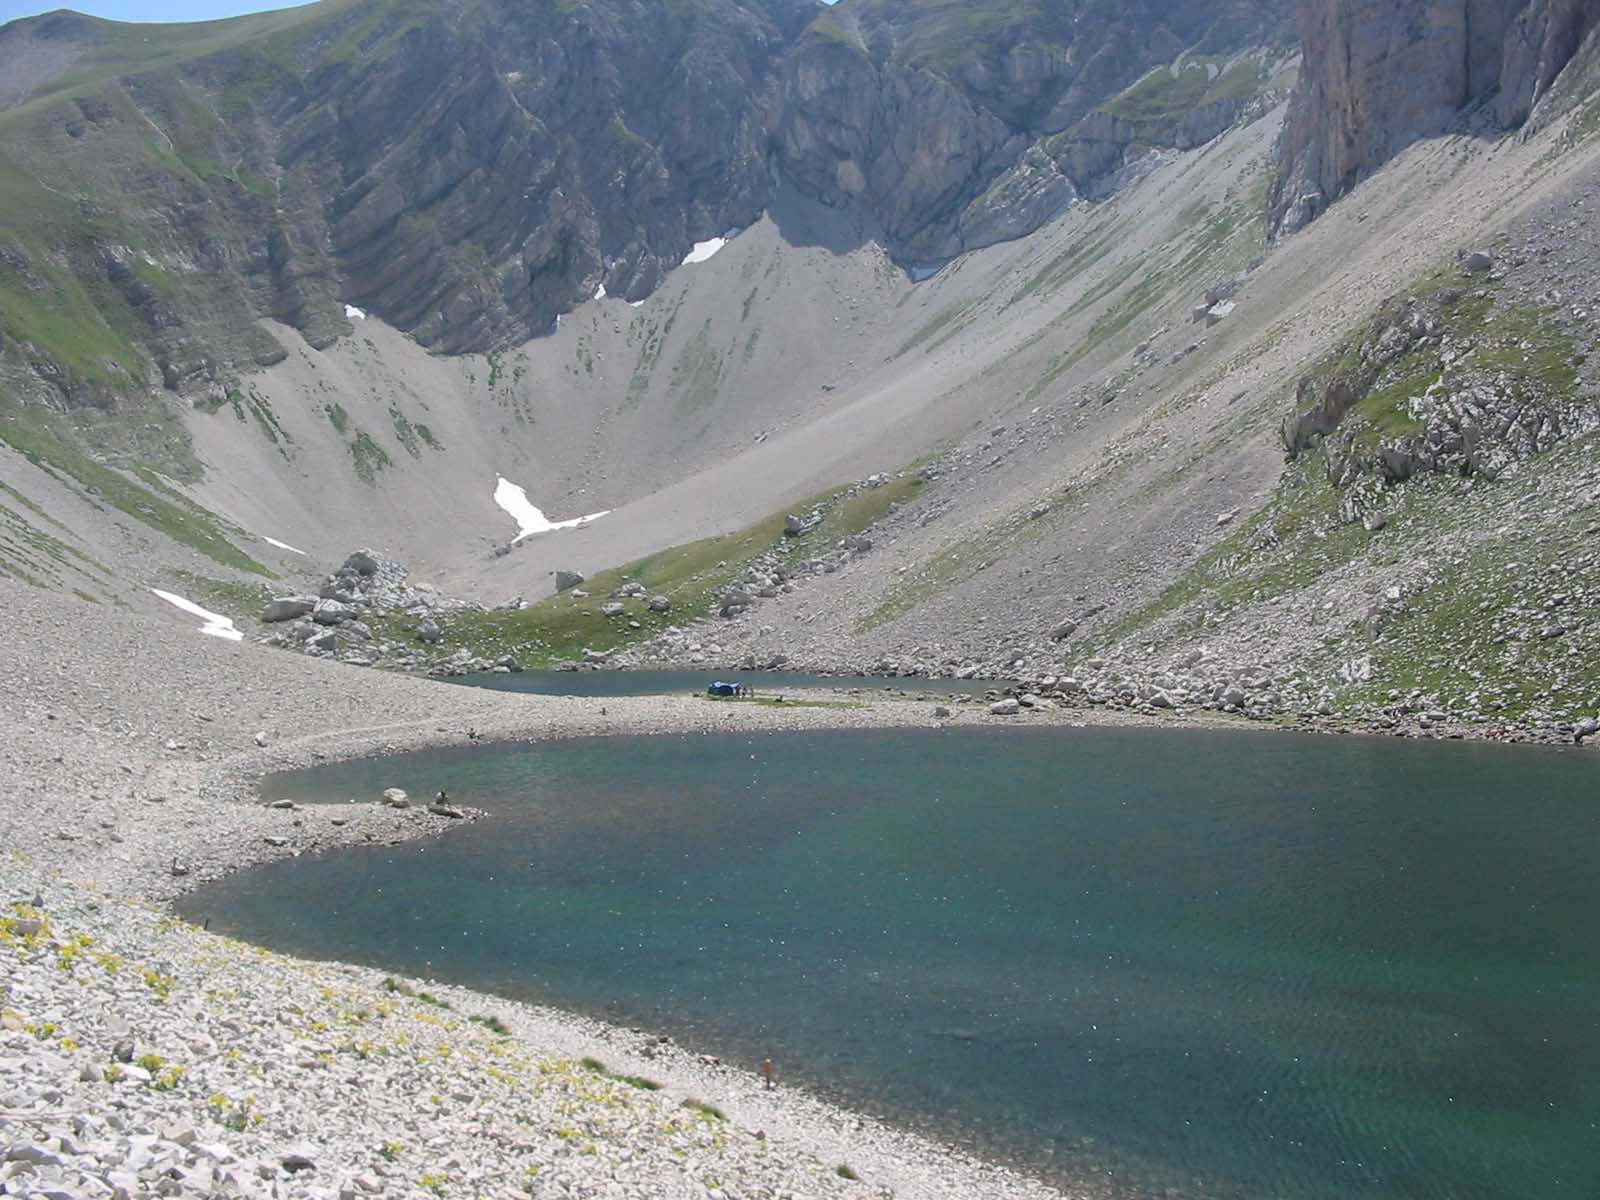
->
<box><xmin>1073</xmin><ymin>265</ymin><xmax>1598</xmax><ymax>724</ymax></box>
<box><xmin>375</xmin><ymin>476</ymin><xmax>923</xmax><ymax>666</ymax></box>
<box><xmin>0</xmin><ymin>402</ymin><xmax>273</xmax><ymax>576</ymax></box>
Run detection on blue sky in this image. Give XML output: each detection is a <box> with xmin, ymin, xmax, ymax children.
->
<box><xmin>2</xmin><ymin>1</ymin><xmax>312</xmax><ymax>22</ymax></box>
<box><xmin>2</xmin><ymin>0</ymin><xmax>833</xmax><ymax>25</ymax></box>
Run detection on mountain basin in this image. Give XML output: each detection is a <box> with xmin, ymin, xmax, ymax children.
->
<box><xmin>178</xmin><ymin>726</ymin><xmax>1600</xmax><ymax>1200</ymax></box>
<box><xmin>444</xmin><ymin>668</ymin><xmax>998</xmax><ymax>698</ymax></box>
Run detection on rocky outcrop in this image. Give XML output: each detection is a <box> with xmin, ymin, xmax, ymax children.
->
<box><xmin>0</xmin><ymin>0</ymin><xmax>1293</xmax><ymax>415</ymax></box>
<box><xmin>774</xmin><ymin>0</ymin><xmax>1294</xmax><ymax>261</ymax></box>
<box><xmin>1272</xmin><ymin>0</ymin><xmax>1600</xmax><ymax>235</ymax></box>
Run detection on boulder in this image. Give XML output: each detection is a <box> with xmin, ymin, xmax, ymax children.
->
<box><xmin>343</xmin><ymin>550</ymin><xmax>380</xmax><ymax>576</ymax></box>
<box><xmin>842</xmin><ymin>534</ymin><xmax>872</xmax><ymax>553</ymax></box>
<box><xmin>1575</xmin><ymin>717</ymin><xmax>1599</xmax><ymax>744</ymax></box>
<box><xmin>1462</xmin><ymin>250</ymin><xmax>1494</xmax><ymax>275</ymax></box>
<box><xmin>418</xmin><ymin>619</ymin><xmax>442</xmax><ymax>645</ymax></box>
<box><xmin>381</xmin><ymin>788</ymin><xmax>410</xmax><ymax>809</ymax></box>
<box><xmin>555</xmin><ymin>570</ymin><xmax>585</xmax><ymax>592</ymax></box>
<box><xmin>601</xmin><ymin>602</ymin><xmax>626</xmax><ymax>617</ymax></box>
<box><xmin>648</xmin><ymin>595</ymin><xmax>672</xmax><ymax>613</ymax></box>
<box><xmin>989</xmin><ymin>698</ymin><xmax>1021</xmax><ymax>715</ymax></box>
<box><xmin>261</xmin><ymin>596</ymin><xmax>316</xmax><ymax>623</ymax></box>
<box><xmin>312</xmin><ymin>599</ymin><xmax>354</xmax><ymax>625</ymax></box>
<box><xmin>1050</xmin><ymin>619</ymin><xmax>1078</xmax><ymax>641</ymax></box>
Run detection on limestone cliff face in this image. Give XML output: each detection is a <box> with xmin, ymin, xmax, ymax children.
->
<box><xmin>774</xmin><ymin>0</ymin><xmax>1295</xmax><ymax>260</ymax></box>
<box><xmin>1272</xmin><ymin>0</ymin><xmax>1600</xmax><ymax>235</ymax></box>
<box><xmin>0</xmin><ymin>0</ymin><xmax>1293</xmax><ymax>413</ymax></box>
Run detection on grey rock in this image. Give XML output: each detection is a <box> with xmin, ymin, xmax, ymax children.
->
<box><xmin>343</xmin><ymin>550</ymin><xmax>380</xmax><ymax>576</ymax></box>
<box><xmin>555</xmin><ymin>571</ymin><xmax>585</xmax><ymax>593</ymax></box>
<box><xmin>261</xmin><ymin>597</ymin><xmax>316</xmax><ymax>623</ymax></box>
<box><xmin>1273</xmin><ymin>0</ymin><xmax>1599</xmax><ymax>234</ymax></box>
<box><xmin>428</xmin><ymin>804</ymin><xmax>465</xmax><ymax>819</ymax></box>
<box><xmin>648</xmin><ymin>595</ymin><xmax>672</xmax><ymax>613</ymax></box>
<box><xmin>989</xmin><ymin>698</ymin><xmax>1021</xmax><ymax>715</ymax></box>
<box><xmin>601</xmin><ymin>602</ymin><xmax>626</xmax><ymax>617</ymax></box>
<box><xmin>380</xmin><ymin>788</ymin><xmax>409</xmax><ymax>809</ymax></box>
<box><xmin>312</xmin><ymin>599</ymin><xmax>353</xmax><ymax>625</ymax></box>
<box><xmin>418</xmin><ymin>619</ymin><xmax>442</xmax><ymax>645</ymax></box>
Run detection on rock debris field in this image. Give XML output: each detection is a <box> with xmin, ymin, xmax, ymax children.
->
<box><xmin>1</xmin><ymin>579</ymin><xmax>1152</xmax><ymax>1200</ymax></box>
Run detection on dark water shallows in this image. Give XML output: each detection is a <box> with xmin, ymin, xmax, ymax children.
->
<box><xmin>181</xmin><ymin>727</ymin><xmax>1600</xmax><ymax>1200</ymax></box>
<box><xmin>446</xmin><ymin>668</ymin><xmax>996</xmax><ymax>698</ymax></box>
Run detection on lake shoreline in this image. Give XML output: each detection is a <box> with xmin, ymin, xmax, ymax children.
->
<box><xmin>4</xmin><ymin>578</ymin><xmax>1586</xmax><ymax>1199</ymax></box>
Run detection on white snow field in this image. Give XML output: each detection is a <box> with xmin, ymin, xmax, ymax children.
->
<box><xmin>493</xmin><ymin>476</ymin><xmax>611</xmax><ymax>542</ymax></box>
<box><xmin>150</xmin><ymin>589</ymin><xmax>244</xmax><ymax>641</ymax></box>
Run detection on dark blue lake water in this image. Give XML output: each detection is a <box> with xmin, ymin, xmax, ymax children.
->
<box><xmin>179</xmin><ymin>727</ymin><xmax>1600</xmax><ymax>1199</ymax></box>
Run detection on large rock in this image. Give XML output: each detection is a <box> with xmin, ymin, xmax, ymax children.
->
<box><xmin>343</xmin><ymin>549</ymin><xmax>380</xmax><ymax>576</ymax></box>
<box><xmin>261</xmin><ymin>596</ymin><xmax>316</xmax><ymax>623</ymax></box>
<box><xmin>312</xmin><ymin>598</ymin><xmax>354</xmax><ymax>625</ymax></box>
<box><xmin>555</xmin><ymin>571</ymin><xmax>585</xmax><ymax>593</ymax></box>
<box><xmin>1272</xmin><ymin>0</ymin><xmax>1600</xmax><ymax>234</ymax></box>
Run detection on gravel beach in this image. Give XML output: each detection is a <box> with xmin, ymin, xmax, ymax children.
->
<box><xmin>1</xmin><ymin>580</ymin><xmax>1185</xmax><ymax>1199</ymax></box>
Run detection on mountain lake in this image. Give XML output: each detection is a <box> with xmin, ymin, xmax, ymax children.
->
<box><xmin>178</xmin><ymin>725</ymin><xmax>1600</xmax><ymax>1199</ymax></box>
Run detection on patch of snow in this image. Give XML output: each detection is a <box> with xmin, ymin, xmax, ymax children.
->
<box><xmin>493</xmin><ymin>476</ymin><xmax>610</xmax><ymax>543</ymax></box>
<box><xmin>628</xmin><ymin>299</ymin><xmax>646</xmax><ymax>308</ymax></box>
<box><xmin>907</xmin><ymin>263</ymin><xmax>942</xmax><ymax>283</ymax></box>
<box><xmin>593</xmin><ymin>282</ymin><xmax>608</xmax><ymax>301</ymax></box>
<box><xmin>344</xmin><ymin>304</ymin><xmax>366</xmax><ymax>321</ymax></box>
<box><xmin>151</xmin><ymin>589</ymin><xmax>243</xmax><ymax>642</ymax></box>
<box><xmin>682</xmin><ymin>238</ymin><xmax>726</xmax><ymax>265</ymax></box>
<box><xmin>262</xmin><ymin>536</ymin><xmax>307</xmax><ymax>556</ymax></box>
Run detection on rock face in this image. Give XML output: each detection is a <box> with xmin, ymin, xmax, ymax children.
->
<box><xmin>774</xmin><ymin>0</ymin><xmax>1294</xmax><ymax>261</ymax></box>
<box><xmin>1272</xmin><ymin>0</ymin><xmax>1600</xmax><ymax>234</ymax></box>
<box><xmin>0</xmin><ymin>0</ymin><xmax>1293</xmax><ymax>413</ymax></box>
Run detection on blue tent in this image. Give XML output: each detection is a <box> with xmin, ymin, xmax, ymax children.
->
<box><xmin>707</xmin><ymin>681</ymin><xmax>737</xmax><ymax>697</ymax></box>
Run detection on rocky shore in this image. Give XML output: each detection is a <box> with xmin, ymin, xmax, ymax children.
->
<box><xmin>5</xmin><ymin>578</ymin><xmax>1188</xmax><ymax>1200</ymax></box>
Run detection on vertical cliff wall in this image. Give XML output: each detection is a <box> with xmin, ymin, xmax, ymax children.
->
<box><xmin>1272</xmin><ymin>0</ymin><xmax>1600</xmax><ymax>235</ymax></box>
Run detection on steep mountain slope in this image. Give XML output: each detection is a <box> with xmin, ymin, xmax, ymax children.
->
<box><xmin>1271</xmin><ymin>0</ymin><xmax>1600</xmax><ymax>233</ymax></box>
<box><xmin>8</xmin><ymin>0</ymin><xmax>1600</xmax><ymax>742</ymax></box>
<box><xmin>0</xmin><ymin>0</ymin><xmax>1294</xmax><ymax>597</ymax></box>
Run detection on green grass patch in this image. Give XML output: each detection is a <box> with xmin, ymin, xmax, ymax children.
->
<box><xmin>349</xmin><ymin>431</ymin><xmax>392</xmax><ymax>483</ymax></box>
<box><xmin>579</xmin><ymin>1056</ymin><xmax>663</xmax><ymax>1091</ymax></box>
<box><xmin>0</xmin><ymin>403</ymin><xmax>272</xmax><ymax>576</ymax></box>
<box><xmin>166</xmin><ymin>568</ymin><xmax>269</xmax><ymax>617</ymax></box>
<box><xmin>427</xmin><ymin>475</ymin><xmax>923</xmax><ymax>666</ymax></box>
<box><xmin>1100</xmin><ymin>63</ymin><xmax>1214</xmax><ymax>126</ymax></box>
